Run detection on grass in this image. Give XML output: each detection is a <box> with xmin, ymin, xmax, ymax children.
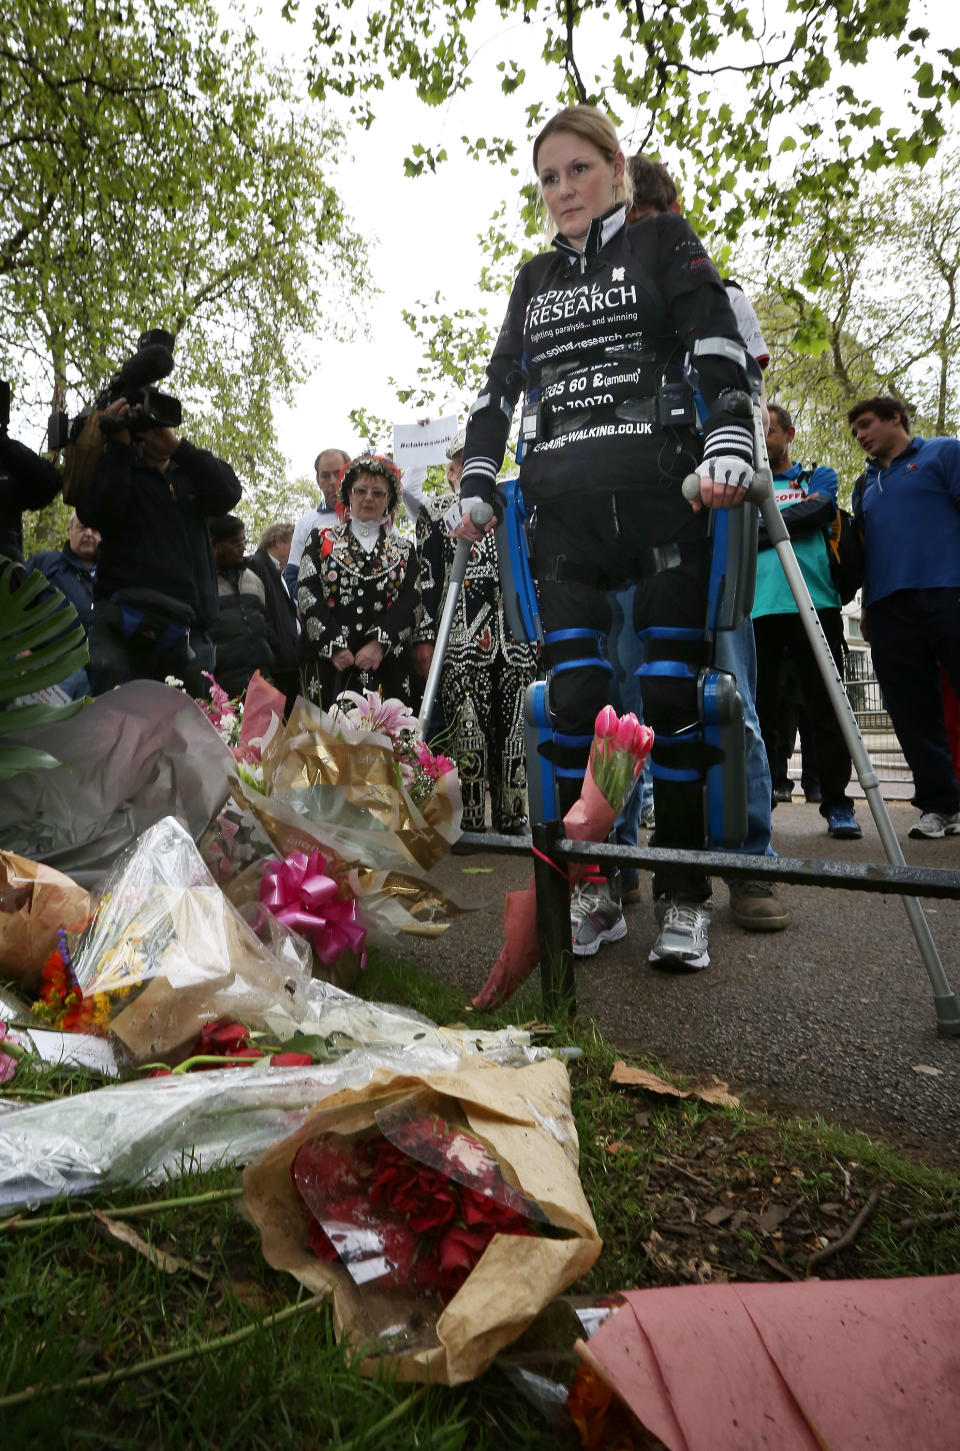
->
<box><xmin>2</xmin><ymin>954</ymin><xmax>959</xmax><ymax>1447</ymax></box>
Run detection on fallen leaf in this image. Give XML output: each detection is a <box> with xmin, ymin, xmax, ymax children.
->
<box><xmin>460</xmin><ymin>867</ymin><xmax>493</xmax><ymax>874</ymax></box>
<box><xmin>704</xmin><ymin>1205</ymin><xmax>735</xmax><ymax>1227</ymax></box>
<box><xmin>94</xmin><ymin>1211</ymin><xmax>210</xmax><ymax>1280</ymax></box>
<box><xmin>609</xmin><ymin>1061</ymin><xmax>740</xmax><ymax>1109</ymax></box>
<box><xmin>912</xmin><ymin>1064</ymin><xmax>943</xmax><ymax>1077</ymax></box>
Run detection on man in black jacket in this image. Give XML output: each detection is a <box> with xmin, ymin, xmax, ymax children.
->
<box><xmin>248</xmin><ymin>521</ymin><xmax>299</xmax><ymax>712</ymax></box>
<box><xmin>0</xmin><ymin>430</ymin><xmax>64</xmax><ymax>563</ymax></box>
<box><xmin>207</xmin><ymin>515</ymin><xmax>275</xmax><ymax>697</ymax></box>
<box><xmin>73</xmin><ymin>397</ymin><xmax>242</xmax><ymax>697</ymax></box>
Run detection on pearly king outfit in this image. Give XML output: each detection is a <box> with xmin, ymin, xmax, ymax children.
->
<box><xmin>297</xmin><ymin>515</ymin><xmax>419</xmax><ymax>709</ymax></box>
<box><xmin>414</xmin><ymin>493</ymin><xmax>536</xmax><ymax>832</ymax></box>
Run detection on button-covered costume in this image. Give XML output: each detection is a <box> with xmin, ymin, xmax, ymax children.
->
<box><xmin>414</xmin><ymin>493</ymin><xmax>536</xmax><ymax>831</ymax></box>
<box><xmin>459</xmin><ymin>205</ymin><xmax>752</xmax><ymax>900</ymax></box>
<box><xmin>297</xmin><ymin>520</ymin><xmax>419</xmax><ymax>709</ymax></box>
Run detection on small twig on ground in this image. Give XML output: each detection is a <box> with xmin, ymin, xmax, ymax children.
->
<box><xmin>667</xmin><ymin>1161</ymin><xmax>716</xmax><ymax>1193</ymax></box>
<box><xmin>832</xmin><ymin>1157</ymin><xmax>852</xmax><ymax>1201</ymax></box>
<box><xmin>0</xmin><ymin>1184</ymin><xmax>243</xmax><ymax>1233</ymax></box>
<box><xmin>899</xmin><ymin>1210</ymin><xmax>956</xmax><ymax>1231</ymax></box>
<box><xmin>758</xmin><ymin>1252</ymin><xmax>799</xmax><ymax>1281</ymax></box>
<box><xmin>0</xmin><ymin>1292</ymin><xmax>328</xmax><ymax>1409</ymax></box>
<box><xmin>806</xmin><ymin>1187</ymin><xmax>881</xmax><ymax>1275</ymax></box>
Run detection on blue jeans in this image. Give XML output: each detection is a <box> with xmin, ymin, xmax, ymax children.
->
<box><xmin>715</xmin><ymin>616</ymin><xmax>773</xmax><ymax>858</ymax></box>
<box><xmin>609</xmin><ymin>587</ymin><xmax>772</xmax><ymax>859</ymax></box>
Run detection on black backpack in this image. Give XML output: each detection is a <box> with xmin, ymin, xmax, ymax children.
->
<box><xmin>825</xmin><ymin>474</ymin><xmax>866</xmax><ymax>605</ymax></box>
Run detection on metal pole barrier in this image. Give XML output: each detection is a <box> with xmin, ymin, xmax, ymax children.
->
<box><xmin>684</xmin><ymin>417</ymin><xmax>960</xmax><ymax>1036</ymax></box>
<box><xmin>417</xmin><ymin>500</ymin><xmax>494</xmax><ymax>736</ymax></box>
<box><xmin>531</xmin><ymin>819</ymin><xmax>576</xmax><ymax>1016</ymax></box>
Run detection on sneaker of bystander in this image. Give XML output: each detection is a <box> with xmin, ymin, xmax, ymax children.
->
<box><xmin>908</xmin><ymin>810</ymin><xmax>960</xmax><ymax>839</ymax></box>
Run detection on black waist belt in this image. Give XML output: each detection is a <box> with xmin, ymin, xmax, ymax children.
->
<box><xmin>537</xmin><ymin>537</ymin><xmax>712</xmax><ymax>591</ymax></box>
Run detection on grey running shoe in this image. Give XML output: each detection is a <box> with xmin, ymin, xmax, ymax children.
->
<box><xmin>571</xmin><ymin>884</ymin><xmax>627</xmax><ymax>957</ymax></box>
<box><xmin>909</xmin><ymin>811</ymin><xmax>960</xmax><ymax>839</ymax></box>
<box><xmin>640</xmin><ymin>802</ymin><xmax>656</xmax><ymax>829</ymax></box>
<box><xmin>648</xmin><ymin>898</ymin><xmax>711</xmax><ymax>972</ymax></box>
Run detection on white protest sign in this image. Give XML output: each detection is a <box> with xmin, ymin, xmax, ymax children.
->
<box><xmin>392</xmin><ymin>415</ymin><xmax>458</xmax><ymax>468</ymax></box>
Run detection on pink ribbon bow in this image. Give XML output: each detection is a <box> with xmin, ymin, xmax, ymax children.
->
<box><xmin>259</xmin><ymin>850</ymin><xmax>367</xmax><ymax>968</ymax></box>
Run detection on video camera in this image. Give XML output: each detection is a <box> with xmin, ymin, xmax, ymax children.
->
<box><xmin>51</xmin><ymin>328</ymin><xmax>183</xmax><ymax>452</ymax></box>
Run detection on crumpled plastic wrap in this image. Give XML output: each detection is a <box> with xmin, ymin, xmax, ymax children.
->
<box><xmin>56</xmin><ymin>816</ymin><xmax>313</xmax><ymax>1063</ymax></box>
<box><xmin>0</xmin><ymin>680</ymin><xmax>234</xmax><ymax>886</ymax></box>
<box><xmin>0</xmin><ymin>1048</ymin><xmax>462</xmax><ymax>1212</ymax></box>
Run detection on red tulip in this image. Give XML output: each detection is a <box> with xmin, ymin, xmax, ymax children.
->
<box><xmin>594</xmin><ymin>704</ymin><xmax>619</xmax><ymax>740</ymax></box>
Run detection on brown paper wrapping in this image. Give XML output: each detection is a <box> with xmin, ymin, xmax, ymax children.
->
<box><xmin>243</xmin><ymin>1057</ymin><xmax>602</xmax><ymax>1385</ymax></box>
<box><xmin>0</xmin><ymin>851</ymin><xmax>91</xmax><ymax>990</ymax></box>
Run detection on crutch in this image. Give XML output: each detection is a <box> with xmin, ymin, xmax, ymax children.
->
<box><xmin>684</xmin><ymin>411</ymin><xmax>960</xmax><ymax>1035</ymax></box>
<box><xmin>417</xmin><ymin>500</ymin><xmax>495</xmax><ymax>735</ymax></box>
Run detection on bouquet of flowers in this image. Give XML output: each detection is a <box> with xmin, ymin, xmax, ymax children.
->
<box><xmin>32</xmin><ymin>816</ymin><xmax>313</xmax><ymax>1064</ymax></box>
<box><xmin>243</xmin><ymin>1057</ymin><xmax>601</xmax><ymax>1384</ymax></box>
<box><xmin>227</xmin><ymin>690</ymin><xmax>466</xmax><ymax>947</ymax></box>
<box><xmin>473</xmin><ymin>707</ymin><xmax>653</xmax><ymax>1010</ymax></box>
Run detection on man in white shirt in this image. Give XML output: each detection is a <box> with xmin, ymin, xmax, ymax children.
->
<box><xmin>284</xmin><ymin>447</ymin><xmax>351</xmax><ymax>594</ymax></box>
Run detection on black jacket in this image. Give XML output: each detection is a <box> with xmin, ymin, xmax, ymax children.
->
<box><xmin>209</xmin><ymin>566</ymin><xmax>275</xmax><ymax>696</ymax></box>
<box><xmin>0</xmin><ymin>434</ymin><xmax>64</xmax><ymax>563</ymax></box>
<box><xmin>248</xmin><ymin>546</ymin><xmax>299</xmax><ymax>674</ymax></box>
<box><xmin>460</xmin><ymin>208</ymin><xmax>752</xmax><ymax>507</ymax></box>
<box><xmin>74</xmin><ymin>438</ymin><xmax>241</xmax><ymax>629</ymax></box>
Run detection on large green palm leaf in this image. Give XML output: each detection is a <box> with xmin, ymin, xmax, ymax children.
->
<box><xmin>0</xmin><ymin>557</ymin><xmax>90</xmax><ymax>780</ymax></box>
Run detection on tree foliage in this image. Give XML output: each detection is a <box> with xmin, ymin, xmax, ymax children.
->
<box><xmin>1</xmin><ymin>0</ymin><xmax>369</xmax><ymax>503</ymax></box>
<box><xmin>753</xmin><ymin>154</ymin><xmax>960</xmax><ymax>495</ymax></box>
<box><xmin>295</xmin><ymin>0</ymin><xmax>959</xmax><ymax>277</ymax></box>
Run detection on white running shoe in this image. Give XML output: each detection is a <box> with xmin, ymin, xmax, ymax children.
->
<box><xmin>909</xmin><ymin>811</ymin><xmax>960</xmax><ymax>839</ymax></box>
<box><xmin>648</xmin><ymin>899</ymin><xmax>711</xmax><ymax>972</ymax></box>
<box><xmin>571</xmin><ymin>884</ymin><xmax>627</xmax><ymax>957</ymax></box>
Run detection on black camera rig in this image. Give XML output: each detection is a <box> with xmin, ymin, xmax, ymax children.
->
<box><xmin>50</xmin><ymin>328</ymin><xmax>183</xmax><ymax>452</ymax></box>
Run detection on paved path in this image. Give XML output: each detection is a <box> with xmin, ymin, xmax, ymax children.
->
<box><xmin>396</xmin><ymin>801</ymin><xmax>960</xmax><ymax>1165</ymax></box>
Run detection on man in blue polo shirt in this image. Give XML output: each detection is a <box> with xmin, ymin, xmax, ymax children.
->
<box><xmin>753</xmin><ymin>405</ymin><xmax>860</xmax><ymax>840</ymax></box>
<box><xmin>849</xmin><ymin>393</ymin><xmax>960</xmax><ymax>839</ymax></box>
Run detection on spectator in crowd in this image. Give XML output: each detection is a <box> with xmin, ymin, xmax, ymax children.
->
<box><xmin>297</xmin><ymin>454</ymin><xmax>419</xmax><ymax>709</ymax></box>
<box><xmin>248</xmin><ymin>520</ymin><xmax>300</xmax><ymax>711</ymax></box>
<box><xmin>73</xmin><ymin>396</ymin><xmax>241</xmax><ymax>697</ymax></box>
<box><xmin>611</xmin><ymin>152</ymin><xmax>788</xmax><ymax>935</ymax></box>
<box><xmin>284</xmin><ymin>447</ymin><xmax>351</xmax><ymax>596</ymax></box>
<box><xmin>26</xmin><ymin>514</ymin><xmax>100</xmax><ymax>636</ymax></box>
<box><xmin>772</xmin><ymin>652</ymin><xmax>821</xmax><ymax>803</ymax></box>
<box><xmin>753</xmin><ymin>405</ymin><xmax>860</xmax><ymax>839</ymax></box>
<box><xmin>849</xmin><ymin>393</ymin><xmax>960</xmax><ymax>838</ymax></box>
<box><xmin>25</xmin><ymin>513</ymin><xmax>101</xmax><ymax>699</ymax></box>
<box><xmin>207</xmin><ymin>515</ymin><xmax>275</xmax><ymax>697</ymax></box>
<box><xmin>0</xmin><ymin>428</ymin><xmax>64</xmax><ymax>564</ymax></box>
<box><xmin>413</xmin><ymin>428</ymin><xmax>536</xmax><ymax>835</ymax></box>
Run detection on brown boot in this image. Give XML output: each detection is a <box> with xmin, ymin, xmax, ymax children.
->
<box><xmin>728</xmin><ymin>880</ymin><xmax>790</xmax><ymax>932</ymax></box>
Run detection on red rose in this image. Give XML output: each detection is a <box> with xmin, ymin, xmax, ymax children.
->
<box><xmin>196</xmin><ymin>1020</ymin><xmax>251</xmax><ymax>1055</ymax></box>
<box><xmin>270</xmin><ymin>1051</ymin><xmax>314</xmax><ymax>1067</ymax></box>
<box><xmin>438</xmin><ymin>1227</ymin><xmax>490</xmax><ymax>1294</ymax></box>
<box><xmin>307</xmin><ymin>1218</ymin><xmax>339</xmax><ymax>1263</ymax></box>
<box><xmin>292</xmin><ymin>1136</ymin><xmax>364</xmax><ymax>1209</ymax></box>
<box><xmin>460</xmin><ymin>1186</ymin><xmax>534</xmax><ymax>1235</ymax></box>
<box><xmin>367</xmin><ymin>1139</ymin><xmax>459</xmax><ymax>1232</ymax></box>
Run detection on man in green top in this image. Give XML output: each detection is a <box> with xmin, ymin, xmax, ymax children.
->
<box><xmin>752</xmin><ymin>404</ymin><xmax>860</xmax><ymax>840</ymax></box>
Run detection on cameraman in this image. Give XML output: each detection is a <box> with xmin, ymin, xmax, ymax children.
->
<box><xmin>74</xmin><ymin>396</ymin><xmax>241</xmax><ymax>697</ymax></box>
<box><xmin>0</xmin><ymin>431</ymin><xmax>63</xmax><ymax>564</ymax></box>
